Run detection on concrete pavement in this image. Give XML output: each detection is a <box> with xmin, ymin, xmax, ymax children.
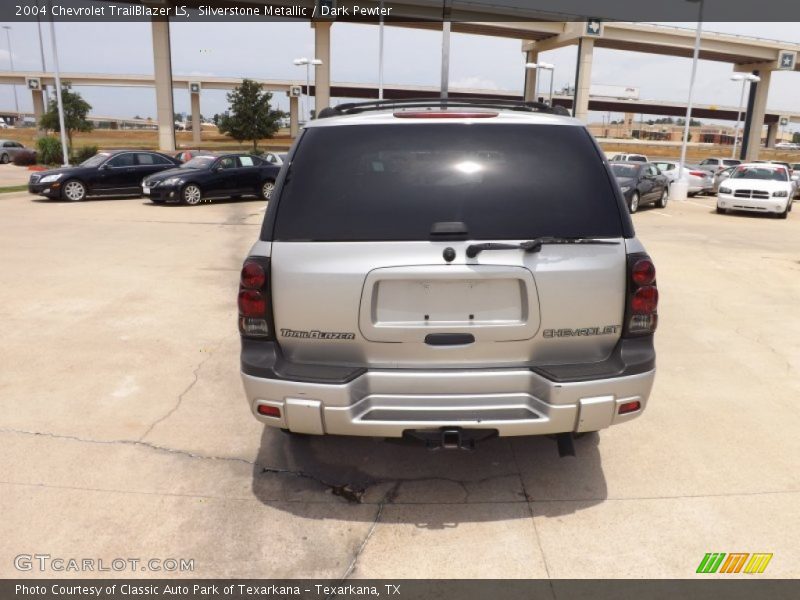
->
<box><xmin>0</xmin><ymin>192</ymin><xmax>798</xmax><ymax>578</ymax></box>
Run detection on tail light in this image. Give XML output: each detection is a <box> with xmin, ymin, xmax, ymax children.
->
<box><xmin>689</xmin><ymin>170</ymin><xmax>707</xmax><ymax>178</ymax></box>
<box><xmin>623</xmin><ymin>254</ymin><xmax>658</xmax><ymax>337</ymax></box>
<box><xmin>238</xmin><ymin>257</ymin><xmax>273</xmax><ymax>338</ymax></box>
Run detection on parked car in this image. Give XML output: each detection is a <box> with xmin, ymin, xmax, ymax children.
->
<box><xmin>239</xmin><ymin>99</ymin><xmax>658</xmax><ymax>446</ymax></box>
<box><xmin>0</xmin><ymin>139</ymin><xmax>35</xmax><ymax>164</ymax></box>
<box><xmin>173</xmin><ymin>149</ymin><xmax>214</xmax><ymax>163</ymax></box>
<box><xmin>791</xmin><ymin>163</ymin><xmax>800</xmax><ymax>197</ymax></box>
<box><xmin>716</xmin><ymin>163</ymin><xmax>793</xmax><ymax>218</ymax></box>
<box><xmin>713</xmin><ymin>166</ymin><xmax>736</xmax><ymax>194</ymax></box>
<box><xmin>610</xmin><ymin>162</ymin><xmax>670</xmax><ymax>212</ymax></box>
<box><xmin>261</xmin><ymin>152</ymin><xmax>284</xmax><ymax>166</ymax></box>
<box><xmin>609</xmin><ymin>152</ymin><xmax>648</xmax><ymax>163</ymax></box>
<box><xmin>698</xmin><ymin>157</ymin><xmax>741</xmax><ymax>174</ymax></box>
<box><xmin>142</xmin><ymin>152</ymin><xmax>281</xmax><ymax>205</ymax></box>
<box><xmin>28</xmin><ymin>150</ymin><xmax>179</xmax><ymax>201</ymax></box>
<box><xmin>652</xmin><ymin>160</ymin><xmax>714</xmax><ymax>195</ymax></box>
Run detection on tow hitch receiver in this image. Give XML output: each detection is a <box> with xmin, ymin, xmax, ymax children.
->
<box><xmin>404</xmin><ymin>428</ymin><xmax>498</xmax><ymax>450</ymax></box>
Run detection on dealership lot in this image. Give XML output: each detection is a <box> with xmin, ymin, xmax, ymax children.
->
<box><xmin>0</xmin><ymin>192</ymin><xmax>798</xmax><ymax>578</ymax></box>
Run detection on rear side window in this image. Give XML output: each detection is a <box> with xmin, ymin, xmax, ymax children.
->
<box><xmin>272</xmin><ymin>124</ymin><xmax>624</xmax><ymax>241</ymax></box>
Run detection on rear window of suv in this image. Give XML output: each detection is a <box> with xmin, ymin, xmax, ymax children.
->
<box><xmin>269</xmin><ymin>124</ymin><xmax>625</xmax><ymax>241</ymax></box>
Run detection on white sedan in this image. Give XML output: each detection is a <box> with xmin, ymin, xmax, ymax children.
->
<box><xmin>716</xmin><ymin>164</ymin><xmax>793</xmax><ymax>219</ymax></box>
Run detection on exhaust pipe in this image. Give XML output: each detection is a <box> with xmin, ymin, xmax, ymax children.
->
<box><xmin>556</xmin><ymin>433</ymin><xmax>576</xmax><ymax>458</ymax></box>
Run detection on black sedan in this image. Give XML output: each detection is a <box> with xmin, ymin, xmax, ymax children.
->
<box><xmin>142</xmin><ymin>153</ymin><xmax>281</xmax><ymax>205</ymax></box>
<box><xmin>609</xmin><ymin>162</ymin><xmax>670</xmax><ymax>213</ymax></box>
<box><xmin>28</xmin><ymin>150</ymin><xmax>179</xmax><ymax>201</ymax></box>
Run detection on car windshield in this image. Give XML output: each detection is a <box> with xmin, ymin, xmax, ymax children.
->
<box><xmin>611</xmin><ymin>164</ymin><xmax>639</xmax><ymax>178</ymax></box>
<box><xmin>271</xmin><ymin>124</ymin><xmax>626</xmax><ymax>242</ymax></box>
<box><xmin>80</xmin><ymin>153</ymin><xmax>111</xmax><ymax>168</ymax></box>
<box><xmin>181</xmin><ymin>156</ymin><xmax>215</xmax><ymax>169</ymax></box>
<box><xmin>723</xmin><ymin>159</ymin><xmax>740</xmax><ymax>166</ymax></box>
<box><xmin>731</xmin><ymin>167</ymin><xmax>788</xmax><ymax>181</ymax></box>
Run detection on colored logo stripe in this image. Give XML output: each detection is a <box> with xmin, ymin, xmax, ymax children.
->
<box><xmin>697</xmin><ymin>553</ymin><xmax>726</xmax><ymax>573</ymax></box>
<box><xmin>719</xmin><ymin>553</ymin><xmax>749</xmax><ymax>573</ymax></box>
<box><xmin>744</xmin><ymin>553</ymin><xmax>773</xmax><ymax>574</ymax></box>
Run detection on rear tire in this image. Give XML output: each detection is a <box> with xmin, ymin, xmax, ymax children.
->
<box><xmin>629</xmin><ymin>192</ymin><xmax>640</xmax><ymax>214</ymax></box>
<box><xmin>261</xmin><ymin>180</ymin><xmax>275</xmax><ymax>200</ymax></box>
<box><xmin>657</xmin><ymin>188</ymin><xmax>668</xmax><ymax>208</ymax></box>
<box><xmin>0</xmin><ymin>153</ymin><xmax>9</xmax><ymax>164</ymax></box>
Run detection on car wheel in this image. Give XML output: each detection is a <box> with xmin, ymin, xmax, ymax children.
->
<box><xmin>629</xmin><ymin>192</ymin><xmax>640</xmax><ymax>213</ymax></box>
<box><xmin>657</xmin><ymin>188</ymin><xmax>668</xmax><ymax>208</ymax></box>
<box><xmin>261</xmin><ymin>180</ymin><xmax>275</xmax><ymax>200</ymax></box>
<box><xmin>62</xmin><ymin>179</ymin><xmax>87</xmax><ymax>202</ymax></box>
<box><xmin>181</xmin><ymin>184</ymin><xmax>202</xmax><ymax>205</ymax></box>
<box><xmin>0</xmin><ymin>153</ymin><xmax>9</xmax><ymax>164</ymax></box>
<box><xmin>716</xmin><ymin>205</ymin><xmax>726</xmax><ymax>214</ymax></box>
<box><xmin>777</xmin><ymin>204</ymin><xmax>789</xmax><ymax>219</ymax></box>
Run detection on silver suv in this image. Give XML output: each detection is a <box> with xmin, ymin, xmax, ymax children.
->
<box><xmin>239</xmin><ymin>99</ymin><xmax>658</xmax><ymax>450</ymax></box>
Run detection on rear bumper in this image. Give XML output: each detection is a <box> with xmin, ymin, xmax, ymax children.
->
<box><xmin>240</xmin><ymin>338</ymin><xmax>656</xmax><ymax>437</ymax></box>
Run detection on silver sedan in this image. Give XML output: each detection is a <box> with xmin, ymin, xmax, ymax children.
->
<box><xmin>652</xmin><ymin>161</ymin><xmax>714</xmax><ymax>195</ymax></box>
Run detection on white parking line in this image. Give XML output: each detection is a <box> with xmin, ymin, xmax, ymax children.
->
<box><xmin>685</xmin><ymin>200</ymin><xmax>712</xmax><ymax>209</ymax></box>
<box><xmin>653</xmin><ymin>211</ymin><xmax>673</xmax><ymax>217</ymax></box>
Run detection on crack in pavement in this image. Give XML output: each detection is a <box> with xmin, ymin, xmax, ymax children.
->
<box><xmin>138</xmin><ymin>333</ymin><xmax>234</xmax><ymax>441</ymax></box>
<box><xmin>334</xmin><ymin>482</ymin><xmax>400</xmax><ymax>589</ymax></box>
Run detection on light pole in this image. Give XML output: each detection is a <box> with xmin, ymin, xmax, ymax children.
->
<box><xmin>730</xmin><ymin>73</ymin><xmax>760</xmax><ymax>159</ymax></box>
<box><xmin>48</xmin><ymin>16</ymin><xmax>69</xmax><ymax>166</ymax></box>
<box><xmin>673</xmin><ymin>0</ymin><xmax>704</xmax><ymax>201</ymax></box>
<box><xmin>293</xmin><ymin>57</ymin><xmax>322</xmax><ymax>122</ymax></box>
<box><xmin>525</xmin><ymin>62</ymin><xmax>554</xmax><ymax>104</ymax></box>
<box><xmin>36</xmin><ymin>0</ymin><xmax>49</xmax><ymax>106</ymax></box>
<box><xmin>378</xmin><ymin>0</ymin><xmax>385</xmax><ymax>100</ymax></box>
<box><xmin>2</xmin><ymin>26</ymin><xmax>19</xmax><ymax>121</ymax></box>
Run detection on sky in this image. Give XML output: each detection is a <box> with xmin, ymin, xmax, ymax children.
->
<box><xmin>0</xmin><ymin>19</ymin><xmax>798</xmax><ymax>131</ymax></box>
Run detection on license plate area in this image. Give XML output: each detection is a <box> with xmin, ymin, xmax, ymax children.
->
<box><xmin>359</xmin><ymin>265</ymin><xmax>540</xmax><ymax>343</ymax></box>
<box><xmin>375</xmin><ymin>278</ymin><xmax>526</xmax><ymax>326</ymax></box>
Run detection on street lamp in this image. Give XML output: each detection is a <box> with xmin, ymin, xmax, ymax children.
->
<box><xmin>730</xmin><ymin>73</ymin><xmax>760</xmax><ymax>159</ymax></box>
<box><xmin>2</xmin><ymin>26</ymin><xmax>19</xmax><ymax>121</ymax></box>
<box><xmin>293</xmin><ymin>57</ymin><xmax>323</xmax><ymax>122</ymax></box>
<box><xmin>673</xmin><ymin>0</ymin><xmax>704</xmax><ymax>202</ymax></box>
<box><xmin>525</xmin><ymin>62</ymin><xmax>554</xmax><ymax>105</ymax></box>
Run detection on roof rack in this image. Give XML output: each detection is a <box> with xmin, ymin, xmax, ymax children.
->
<box><xmin>317</xmin><ymin>97</ymin><xmax>571</xmax><ymax>119</ymax></box>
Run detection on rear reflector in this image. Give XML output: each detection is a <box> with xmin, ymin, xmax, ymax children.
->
<box><xmin>394</xmin><ymin>111</ymin><xmax>498</xmax><ymax>119</ymax></box>
<box><xmin>257</xmin><ymin>405</ymin><xmax>281</xmax><ymax>418</ymax></box>
<box><xmin>618</xmin><ymin>400</ymin><xmax>641</xmax><ymax>415</ymax></box>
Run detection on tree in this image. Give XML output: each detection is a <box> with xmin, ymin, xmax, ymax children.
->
<box><xmin>216</xmin><ymin>79</ymin><xmax>284</xmax><ymax>152</ymax></box>
<box><xmin>39</xmin><ymin>85</ymin><xmax>93</xmax><ymax>151</ymax></box>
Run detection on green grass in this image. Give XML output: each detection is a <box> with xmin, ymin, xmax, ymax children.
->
<box><xmin>0</xmin><ymin>184</ymin><xmax>29</xmax><ymax>194</ymax></box>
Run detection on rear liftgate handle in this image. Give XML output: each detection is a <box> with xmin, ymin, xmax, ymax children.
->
<box><xmin>424</xmin><ymin>333</ymin><xmax>475</xmax><ymax>346</ymax></box>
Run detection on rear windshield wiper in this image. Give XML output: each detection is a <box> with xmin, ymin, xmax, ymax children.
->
<box><xmin>466</xmin><ymin>237</ymin><xmax>619</xmax><ymax>258</ymax></box>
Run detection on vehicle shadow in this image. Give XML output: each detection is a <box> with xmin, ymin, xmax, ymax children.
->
<box><xmin>250</xmin><ymin>426</ymin><xmax>608</xmax><ymax>526</ymax></box>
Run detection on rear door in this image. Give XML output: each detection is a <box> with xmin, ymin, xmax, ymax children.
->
<box><xmin>266</xmin><ymin>121</ymin><xmax>630</xmax><ymax>369</ymax></box>
<box><xmin>236</xmin><ymin>155</ymin><xmax>262</xmax><ymax>194</ymax></box>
